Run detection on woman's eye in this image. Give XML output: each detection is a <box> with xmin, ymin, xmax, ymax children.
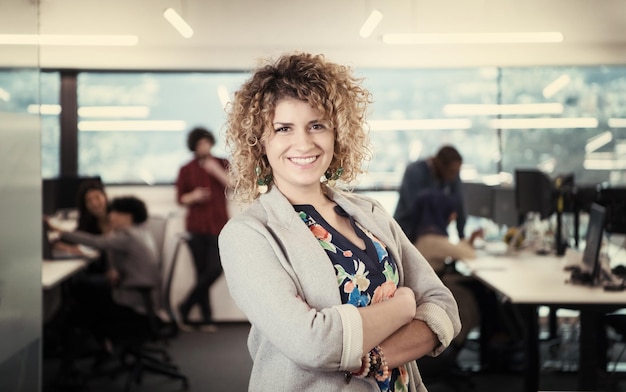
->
<box><xmin>275</xmin><ymin>126</ymin><xmax>290</xmax><ymax>133</ymax></box>
<box><xmin>311</xmin><ymin>123</ymin><xmax>326</xmax><ymax>131</ymax></box>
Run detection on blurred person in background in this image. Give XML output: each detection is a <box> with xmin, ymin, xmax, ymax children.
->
<box><xmin>176</xmin><ymin>127</ymin><xmax>230</xmax><ymax>332</ymax></box>
<box><xmin>394</xmin><ymin>145</ymin><xmax>466</xmax><ymax>242</ymax></box>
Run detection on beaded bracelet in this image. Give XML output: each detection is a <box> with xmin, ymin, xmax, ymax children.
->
<box><xmin>370</xmin><ymin>345</ymin><xmax>390</xmax><ymax>381</ymax></box>
<box><xmin>352</xmin><ymin>352</ymin><xmax>371</xmax><ymax>378</ymax></box>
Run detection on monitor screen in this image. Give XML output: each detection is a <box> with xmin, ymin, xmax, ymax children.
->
<box><xmin>581</xmin><ymin>203</ymin><xmax>606</xmax><ymax>283</ymax></box>
<box><xmin>42</xmin><ymin>176</ymin><xmax>102</xmax><ymax>215</ymax></box>
<box><xmin>515</xmin><ymin>169</ymin><xmax>554</xmax><ymax>220</ymax></box>
<box><xmin>492</xmin><ymin>186</ymin><xmax>519</xmax><ymax>227</ymax></box>
<box><xmin>598</xmin><ymin>187</ymin><xmax>626</xmax><ymax>234</ymax></box>
<box><xmin>463</xmin><ymin>182</ymin><xmax>494</xmax><ymax>219</ymax></box>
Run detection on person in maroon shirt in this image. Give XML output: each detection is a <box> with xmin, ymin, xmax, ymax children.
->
<box><xmin>176</xmin><ymin>127</ymin><xmax>230</xmax><ymax>331</ymax></box>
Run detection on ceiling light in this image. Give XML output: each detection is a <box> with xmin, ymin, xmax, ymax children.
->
<box><xmin>443</xmin><ymin>103</ymin><xmax>563</xmax><ymax>116</ymax></box>
<box><xmin>163</xmin><ymin>8</ymin><xmax>194</xmax><ymax>38</ymax></box>
<box><xmin>368</xmin><ymin>118</ymin><xmax>472</xmax><ymax>131</ymax></box>
<box><xmin>0</xmin><ymin>88</ymin><xmax>10</xmax><ymax>102</ymax></box>
<box><xmin>78</xmin><ymin>106</ymin><xmax>150</xmax><ymax>118</ymax></box>
<box><xmin>0</xmin><ymin>34</ymin><xmax>138</xmax><ymax>46</ymax></box>
<box><xmin>359</xmin><ymin>9</ymin><xmax>383</xmax><ymax>38</ymax></box>
<box><xmin>489</xmin><ymin>117</ymin><xmax>598</xmax><ymax>129</ymax></box>
<box><xmin>382</xmin><ymin>32</ymin><xmax>564</xmax><ymax>45</ymax></box>
<box><xmin>608</xmin><ymin>118</ymin><xmax>626</xmax><ymax>128</ymax></box>
<box><xmin>585</xmin><ymin>131</ymin><xmax>613</xmax><ymax>153</ymax></box>
<box><xmin>27</xmin><ymin>104</ymin><xmax>62</xmax><ymax>115</ymax></box>
<box><xmin>78</xmin><ymin>120</ymin><xmax>187</xmax><ymax>131</ymax></box>
<box><xmin>542</xmin><ymin>75</ymin><xmax>571</xmax><ymax>98</ymax></box>
<box><xmin>584</xmin><ymin>154</ymin><xmax>626</xmax><ymax>170</ymax></box>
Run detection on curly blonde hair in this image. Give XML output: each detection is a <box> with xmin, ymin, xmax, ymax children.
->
<box><xmin>225</xmin><ymin>52</ymin><xmax>373</xmax><ymax>203</ymax></box>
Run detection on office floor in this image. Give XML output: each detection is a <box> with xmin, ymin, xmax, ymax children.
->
<box><xmin>42</xmin><ymin>322</ymin><xmax>626</xmax><ymax>392</ymax></box>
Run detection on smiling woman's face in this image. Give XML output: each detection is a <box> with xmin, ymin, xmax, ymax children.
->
<box><xmin>263</xmin><ymin>98</ymin><xmax>335</xmax><ymax>198</ymax></box>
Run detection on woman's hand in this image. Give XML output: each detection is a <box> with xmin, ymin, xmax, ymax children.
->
<box><xmin>392</xmin><ymin>287</ymin><xmax>417</xmax><ymax>320</ymax></box>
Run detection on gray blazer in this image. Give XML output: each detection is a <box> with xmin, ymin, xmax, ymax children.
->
<box><xmin>219</xmin><ymin>186</ymin><xmax>461</xmax><ymax>392</ymax></box>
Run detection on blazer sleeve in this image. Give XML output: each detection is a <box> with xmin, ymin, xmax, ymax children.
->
<box><xmin>386</xmin><ymin>205</ymin><xmax>462</xmax><ymax>355</ymax></box>
<box><xmin>218</xmin><ymin>217</ymin><xmax>363</xmax><ymax>371</ymax></box>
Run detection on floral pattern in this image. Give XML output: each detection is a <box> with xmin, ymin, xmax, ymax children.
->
<box><xmin>295</xmin><ymin>205</ymin><xmax>409</xmax><ymax>392</ymax></box>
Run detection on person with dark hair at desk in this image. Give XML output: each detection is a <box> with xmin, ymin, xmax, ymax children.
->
<box><xmin>413</xmin><ymin>189</ymin><xmax>523</xmax><ymax>373</ymax></box>
<box><xmin>49</xmin><ymin>196</ymin><xmax>160</xmax><ymax>348</ymax></box>
<box><xmin>176</xmin><ymin>127</ymin><xmax>230</xmax><ymax>332</ymax></box>
<box><xmin>53</xmin><ymin>179</ymin><xmax>111</xmax><ymax>269</ymax></box>
<box><xmin>394</xmin><ymin>145</ymin><xmax>466</xmax><ymax>241</ymax></box>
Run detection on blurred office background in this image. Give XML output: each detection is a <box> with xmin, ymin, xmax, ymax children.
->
<box><xmin>2</xmin><ymin>0</ymin><xmax>626</xmax><ymax>390</ymax></box>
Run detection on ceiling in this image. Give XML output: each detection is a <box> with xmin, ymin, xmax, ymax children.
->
<box><xmin>1</xmin><ymin>0</ymin><xmax>626</xmax><ymax>70</ymax></box>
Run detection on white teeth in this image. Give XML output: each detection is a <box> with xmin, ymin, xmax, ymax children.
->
<box><xmin>290</xmin><ymin>157</ymin><xmax>316</xmax><ymax>165</ymax></box>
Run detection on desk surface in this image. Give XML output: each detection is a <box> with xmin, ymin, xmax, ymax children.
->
<box><xmin>42</xmin><ymin>259</ymin><xmax>87</xmax><ymax>290</ymax></box>
<box><xmin>464</xmin><ymin>252</ymin><xmax>626</xmax><ymax>305</ymax></box>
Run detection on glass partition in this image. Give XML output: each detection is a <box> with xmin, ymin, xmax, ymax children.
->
<box><xmin>0</xmin><ymin>3</ymin><xmax>43</xmax><ymax>391</ymax></box>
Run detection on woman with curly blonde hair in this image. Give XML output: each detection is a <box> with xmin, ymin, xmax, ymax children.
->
<box><xmin>219</xmin><ymin>52</ymin><xmax>460</xmax><ymax>392</ymax></box>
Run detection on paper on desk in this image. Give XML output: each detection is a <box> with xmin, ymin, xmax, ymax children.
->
<box><xmin>77</xmin><ymin>244</ymin><xmax>99</xmax><ymax>259</ymax></box>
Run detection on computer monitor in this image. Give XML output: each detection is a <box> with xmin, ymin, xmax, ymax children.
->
<box><xmin>462</xmin><ymin>182</ymin><xmax>494</xmax><ymax>219</ymax></box>
<box><xmin>492</xmin><ymin>186</ymin><xmax>519</xmax><ymax>227</ymax></box>
<box><xmin>515</xmin><ymin>169</ymin><xmax>554</xmax><ymax>220</ymax></box>
<box><xmin>597</xmin><ymin>187</ymin><xmax>626</xmax><ymax>234</ymax></box>
<box><xmin>42</xmin><ymin>176</ymin><xmax>102</xmax><ymax>215</ymax></box>
<box><xmin>581</xmin><ymin>203</ymin><xmax>606</xmax><ymax>285</ymax></box>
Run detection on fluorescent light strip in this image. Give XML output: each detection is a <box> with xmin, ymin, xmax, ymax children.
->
<box><xmin>359</xmin><ymin>9</ymin><xmax>383</xmax><ymax>38</ymax></box>
<box><xmin>443</xmin><ymin>103</ymin><xmax>563</xmax><ymax>116</ymax></box>
<box><xmin>27</xmin><ymin>104</ymin><xmax>62</xmax><ymax>115</ymax></box>
<box><xmin>542</xmin><ymin>75</ymin><xmax>571</xmax><ymax>98</ymax></box>
<box><xmin>368</xmin><ymin>119</ymin><xmax>472</xmax><ymax>131</ymax></box>
<box><xmin>585</xmin><ymin>131</ymin><xmax>613</xmax><ymax>153</ymax></box>
<box><xmin>0</xmin><ymin>88</ymin><xmax>10</xmax><ymax>102</ymax></box>
<box><xmin>489</xmin><ymin>117</ymin><xmax>598</xmax><ymax>129</ymax></box>
<box><xmin>163</xmin><ymin>8</ymin><xmax>194</xmax><ymax>38</ymax></box>
<box><xmin>584</xmin><ymin>154</ymin><xmax>626</xmax><ymax>170</ymax></box>
<box><xmin>609</xmin><ymin>118</ymin><xmax>626</xmax><ymax>128</ymax></box>
<box><xmin>382</xmin><ymin>32</ymin><xmax>564</xmax><ymax>45</ymax></box>
<box><xmin>78</xmin><ymin>106</ymin><xmax>150</xmax><ymax>118</ymax></box>
<box><xmin>78</xmin><ymin>120</ymin><xmax>187</xmax><ymax>132</ymax></box>
<box><xmin>0</xmin><ymin>34</ymin><xmax>138</xmax><ymax>46</ymax></box>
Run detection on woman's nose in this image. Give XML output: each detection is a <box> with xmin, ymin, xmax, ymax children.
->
<box><xmin>293</xmin><ymin>128</ymin><xmax>314</xmax><ymax>149</ymax></box>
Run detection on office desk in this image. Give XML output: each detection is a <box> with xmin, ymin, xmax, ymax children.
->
<box><xmin>463</xmin><ymin>253</ymin><xmax>626</xmax><ymax>392</ymax></box>
<box><xmin>42</xmin><ymin>259</ymin><xmax>87</xmax><ymax>322</ymax></box>
<box><xmin>42</xmin><ymin>259</ymin><xmax>87</xmax><ymax>290</ymax></box>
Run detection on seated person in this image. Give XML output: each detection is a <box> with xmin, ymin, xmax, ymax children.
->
<box><xmin>53</xmin><ymin>180</ymin><xmax>111</xmax><ymax>267</ymax></box>
<box><xmin>411</xmin><ymin>189</ymin><xmax>483</xmax><ymax>350</ymax></box>
<box><xmin>48</xmin><ymin>196</ymin><xmax>161</xmax><ymax>348</ymax></box>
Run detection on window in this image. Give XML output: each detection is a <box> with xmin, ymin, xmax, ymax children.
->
<box><xmin>76</xmin><ymin>72</ymin><xmax>249</xmax><ymax>184</ymax></box>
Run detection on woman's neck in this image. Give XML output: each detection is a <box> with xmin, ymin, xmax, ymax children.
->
<box><xmin>278</xmin><ymin>184</ymin><xmax>333</xmax><ymax>209</ymax></box>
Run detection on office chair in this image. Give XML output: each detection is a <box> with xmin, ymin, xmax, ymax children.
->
<box><xmin>97</xmin><ymin>215</ymin><xmax>189</xmax><ymax>391</ymax></box>
<box><xmin>605</xmin><ymin>309</ymin><xmax>626</xmax><ymax>391</ymax></box>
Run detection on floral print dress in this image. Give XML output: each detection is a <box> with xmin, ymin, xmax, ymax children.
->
<box><xmin>294</xmin><ymin>204</ymin><xmax>410</xmax><ymax>392</ymax></box>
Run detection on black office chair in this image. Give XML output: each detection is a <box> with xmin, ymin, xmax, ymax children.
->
<box><xmin>605</xmin><ymin>309</ymin><xmax>626</xmax><ymax>391</ymax></box>
<box><xmin>97</xmin><ymin>216</ymin><xmax>189</xmax><ymax>391</ymax></box>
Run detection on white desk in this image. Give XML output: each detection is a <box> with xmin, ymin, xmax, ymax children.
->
<box><xmin>42</xmin><ymin>259</ymin><xmax>87</xmax><ymax>290</ymax></box>
<box><xmin>463</xmin><ymin>252</ymin><xmax>626</xmax><ymax>392</ymax></box>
